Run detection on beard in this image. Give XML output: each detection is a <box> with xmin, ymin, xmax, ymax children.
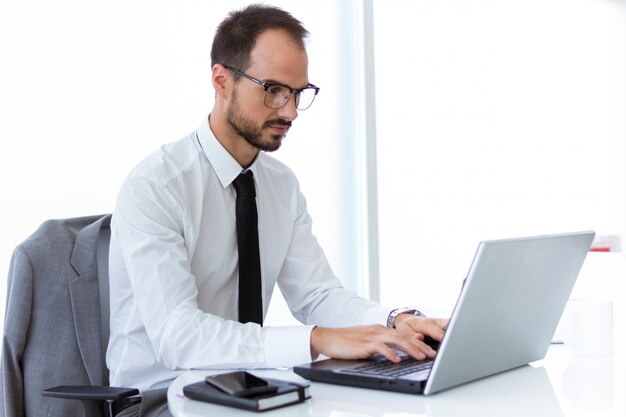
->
<box><xmin>226</xmin><ymin>91</ymin><xmax>291</xmax><ymax>152</ymax></box>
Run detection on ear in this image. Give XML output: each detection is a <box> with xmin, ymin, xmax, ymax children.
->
<box><xmin>212</xmin><ymin>64</ymin><xmax>230</xmax><ymax>100</ymax></box>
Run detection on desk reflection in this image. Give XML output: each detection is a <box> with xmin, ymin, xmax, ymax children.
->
<box><xmin>425</xmin><ymin>366</ymin><xmax>562</xmax><ymax>417</ymax></box>
<box><xmin>170</xmin><ymin>348</ymin><xmax>625</xmax><ymax>417</ymax></box>
<box><xmin>307</xmin><ymin>367</ymin><xmax>563</xmax><ymax>417</ymax></box>
<box><xmin>176</xmin><ymin>366</ymin><xmax>562</xmax><ymax>417</ymax></box>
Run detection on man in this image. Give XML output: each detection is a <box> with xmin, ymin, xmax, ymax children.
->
<box><xmin>107</xmin><ymin>3</ymin><xmax>447</xmax><ymax>405</ymax></box>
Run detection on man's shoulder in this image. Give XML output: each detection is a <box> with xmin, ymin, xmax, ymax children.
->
<box><xmin>129</xmin><ymin>133</ymin><xmax>202</xmax><ymax>184</ymax></box>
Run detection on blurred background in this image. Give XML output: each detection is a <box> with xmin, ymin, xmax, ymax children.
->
<box><xmin>1</xmin><ymin>0</ymin><xmax>624</xmax><ymax>339</ymax></box>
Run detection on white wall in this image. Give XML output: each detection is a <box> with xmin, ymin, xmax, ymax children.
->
<box><xmin>373</xmin><ymin>0</ymin><xmax>626</xmax><ymax>316</ymax></box>
<box><xmin>1</xmin><ymin>0</ymin><xmax>624</xmax><ymax>340</ymax></box>
<box><xmin>0</xmin><ymin>1</ymin><xmax>369</xmax><ymax>333</ymax></box>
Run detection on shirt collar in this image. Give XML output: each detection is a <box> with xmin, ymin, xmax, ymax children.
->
<box><xmin>196</xmin><ymin>116</ymin><xmax>260</xmax><ymax>189</ymax></box>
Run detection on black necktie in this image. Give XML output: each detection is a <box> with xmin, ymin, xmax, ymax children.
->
<box><xmin>233</xmin><ymin>171</ymin><xmax>263</xmax><ymax>325</ymax></box>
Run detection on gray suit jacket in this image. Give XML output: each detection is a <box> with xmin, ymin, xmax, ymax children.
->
<box><xmin>1</xmin><ymin>214</ymin><xmax>111</xmax><ymax>417</ymax></box>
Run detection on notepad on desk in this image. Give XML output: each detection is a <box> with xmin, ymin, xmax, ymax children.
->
<box><xmin>183</xmin><ymin>377</ymin><xmax>310</xmax><ymax>412</ymax></box>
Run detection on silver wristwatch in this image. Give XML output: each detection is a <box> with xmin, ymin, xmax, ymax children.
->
<box><xmin>386</xmin><ymin>308</ymin><xmax>425</xmax><ymax>328</ymax></box>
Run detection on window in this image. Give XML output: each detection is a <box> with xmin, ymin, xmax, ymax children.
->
<box><xmin>372</xmin><ymin>0</ymin><xmax>626</xmax><ymax>315</ymax></box>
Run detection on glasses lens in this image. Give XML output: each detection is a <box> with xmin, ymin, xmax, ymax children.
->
<box><xmin>264</xmin><ymin>85</ymin><xmax>318</xmax><ymax>110</ymax></box>
<box><xmin>296</xmin><ymin>88</ymin><xmax>317</xmax><ymax>110</ymax></box>
<box><xmin>264</xmin><ymin>85</ymin><xmax>290</xmax><ymax>109</ymax></box>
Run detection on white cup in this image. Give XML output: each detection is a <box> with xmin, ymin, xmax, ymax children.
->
<box><xmin>563</xmin><ymin>298</ymin><xmax>613</xmax><ymax>357</ymax></box>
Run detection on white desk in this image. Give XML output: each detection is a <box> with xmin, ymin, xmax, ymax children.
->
<box><xmin>167</xmin><ymin>346</ymin><xmax>625</xmax><ymax>417</ymax></box>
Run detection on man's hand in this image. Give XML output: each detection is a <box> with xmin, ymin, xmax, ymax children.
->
<box><xmin>393</xmin><ymin>314</ymin><xmax>448</xmax><ymax>344</ymax></box>
<box><xmin>310</xmin><ymin>318</ymin><xmax>448</xmax><ymax>364</ymax></box>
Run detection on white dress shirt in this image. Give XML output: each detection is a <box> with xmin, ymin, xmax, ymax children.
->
<box><xmin>107</xmin><ymin>117</ymin><xmax>389</xmax><ymax>390</ymax></box>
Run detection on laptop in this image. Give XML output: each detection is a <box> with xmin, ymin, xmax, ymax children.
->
<box><xmin>294</xmin><ymin>231</ymin><xmax>595</xmax><ymax>395</ymax></box>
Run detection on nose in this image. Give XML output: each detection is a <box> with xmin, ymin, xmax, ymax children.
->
<box><xmin>277</xmin><ymin>94</ymin><xmax>299</xmax><ymax>121</ymax></box>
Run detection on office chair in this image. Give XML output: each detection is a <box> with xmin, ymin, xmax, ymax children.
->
<box><xmin>0</xmin><ymin>214</ymin><xmax>140</xmax><ymax>417</ymax></box>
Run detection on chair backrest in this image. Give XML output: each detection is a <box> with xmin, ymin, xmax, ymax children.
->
<box><xmin>1</xmin><ymin>214</ymin><xmax>112</xmax><ymax>417</ymax></box>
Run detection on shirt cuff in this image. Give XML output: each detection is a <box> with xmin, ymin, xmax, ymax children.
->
<box><xmin>263</xmin><ymin>325</ymin><xmax>316</xmax><ymax>368</ymax></box>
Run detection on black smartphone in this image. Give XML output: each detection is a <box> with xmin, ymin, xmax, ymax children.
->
<box><xmin>205</xmin><ymin>371</ymin><xmax>278</xmax><ymax>397</ymax></box>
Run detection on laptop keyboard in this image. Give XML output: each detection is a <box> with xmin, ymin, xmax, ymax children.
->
<box><xmin>341</xmin><ymin>356</ymin><xmax>434</xmax><ymax>378</ymax></box>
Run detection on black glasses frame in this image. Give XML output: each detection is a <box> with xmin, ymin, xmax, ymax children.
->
<box><xmin>222</xmin><ymin>64</ymin><xmax>320</xmax><ymax>110</ymax></box>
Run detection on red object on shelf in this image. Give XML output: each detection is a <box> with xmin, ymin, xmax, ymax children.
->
<box><xmin>589</xmin><ymin>247</ymin><xmax>611</xmax><ymax>252</ymax></box>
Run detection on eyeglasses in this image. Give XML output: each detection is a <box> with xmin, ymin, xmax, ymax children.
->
<box><xmin>223</xmin><ymin>64</ymin><xmax>320</xmax><ymax>111</ymax></box>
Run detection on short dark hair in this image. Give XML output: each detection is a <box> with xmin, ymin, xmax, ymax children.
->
<box><xmin>211</xmin><ymin>4</ymin><xmax>309</xmax><ymax>71</ymax></box>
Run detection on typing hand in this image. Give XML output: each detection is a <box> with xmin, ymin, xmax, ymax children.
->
<box><xmin>310</xmin><ymin>324</ymin><xmax>439</xmax><ymax>364</ymax></box>
<box><xmin>393</xmin><ymin>315</ymin><xmax>448</xmax><ymax>351</ymax></box>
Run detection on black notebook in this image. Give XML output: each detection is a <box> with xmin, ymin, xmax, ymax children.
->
<box><xmin>183</xmin><ymin>377</ymin><xmax>311</xmax><ymax>412</ymax></box>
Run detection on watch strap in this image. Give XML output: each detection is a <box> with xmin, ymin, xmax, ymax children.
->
<box><xmin>386</xmin><ymin>308</ymin><xmax>425</xmax><ymax>328</ymax></box>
